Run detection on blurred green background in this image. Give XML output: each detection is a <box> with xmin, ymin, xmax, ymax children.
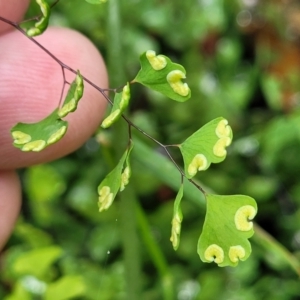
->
<box><xmin>2</xmin><ymin>0</ymin><xmax>300</xmax><ymax>299</ymax></box>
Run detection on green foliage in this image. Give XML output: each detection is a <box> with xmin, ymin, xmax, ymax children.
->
<box><xmin>11</xmin><ymin>71</ymin><xmax>84</xmax><ymax>152</ymax></box>
<box><xmin>85</xmin><ymin>0</ymin><xmax>107</xmax><ymax>4</ymax></box>
<box><xmin>170</xmin><ymin>184</ymin><xmax>183</xmax><ymax>251</ymax></box>
<box><xmin>3</xmin><ymin>0</ymin><xmax>300</xmax><ymax>299</ymax></box>
<box><xmin>134</xmin><ymin>50</ymin><xmax>191</xmax><ymax>102</ymax></box>
<box><xmin>58</xmin><ymin>71</ymin><xmax>84</xmax><ymax>118</ymax></box>
<box><xmin>98</xmin><ymin>141</ymin><xmax>133</xmax><ymax>211</ymax></box>
<box><xmin>26</xmin><ymin>0</ymin><xmax>50</xmax><ymax>37</ymax></box>
<box><xmin>3</xmin><ymin>281</ymin><xmax>32</xmax><ymax>300</ymax></box>
<box><xmin>179</xmin><ymin>117</ymin><xmax>232</xmax><ymax>179</ymax></box>
<box><xmin>94</xmin><ymin>52</ymin><xmax>253</xmax><ymax>268</ymax></box>
<box><xmin>11</xmin><ymin>109</ymin><xmax>68</xmax><ymax>152</ymax></box>
<box><xmin>101</xmin><ymin>83</ymin><xmax>130</xmax><ymax>128</ymax></box>
<box><xmin>12</xmin><ymin>246</ymin><xmax>63</xmax><ymax>278</ymax></box>
<box><xmin>25</xmin><ymin>164</ymin><xmax>66</xmax><ymax>202</ymax></box>
<box><xmin>45</xmin><ymin>275</ymin><xmax>86</xmax><ymax>300</ymax></box>
<box><xmin>198</xmin><ymin>194</ymin><xmax>257</xmax><ymax>267</ymax></box>
<box><xmin>12</xmin><ymin>3</ymin><xmax>256</xmax><ymax>271</ymax></box>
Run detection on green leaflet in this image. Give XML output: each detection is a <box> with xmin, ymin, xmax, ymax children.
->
<box><xmin>98</xmin><ymin>141</ymin><xmax>134</xmax><ymax>212</ymax></box>
<box><xmin>179</xmin><ymin>117</ymin><xmax>233</xmax><ymax>179</ymax></box>
<box><xmin>120</xmin><ymin>142</ymin><xmax>133</xmax><ymax>191</ymax></box>
<box><xmin>134</xmin><ymin>50</ymin><xmax>191</xmax><ymax>102</ymax></box>
<box><xmin>198</xmin><ymin>194</ymin><xmax>257</xmax><ymax>267</ymax></box>
<box><xmin>26</xmin><ymin>0</ymin><xmax>50</xmax><ymax>37</ymax></box>
<box><xmin>45</xmin><ymin>275</ymin><xmax>86</xmax><ymax>300</ymax></box>
<box><xmin>11</xmin><ymin>109</ymin><xmax>68</xmax><ymax>152</ymax></box>
<box><xmin>58</xmin><ymin>71</ymin><xmax>84</xmax><ymax>118</ymax></box>
<box><xmin>101</xmin><ymin>83</ymin><xmax>130</xmax><ymax>128</ymax></box>
<box><xmin>12</xmin><ymin>246</ymin><xmax>63</xmax><ymax>278</ymax></box>
<box><xmin>11</xmin><ymin>71</ymin><xmax>84</xmax><ymax>152</ymax></box>
<box><xmin>170</xmin><ymin>184</ymin><xmax>184</xmax><ymax>250</ymax></box>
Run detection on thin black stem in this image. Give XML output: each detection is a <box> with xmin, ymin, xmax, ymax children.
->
<box><xmin>50</xmin><ymin>0</ymin><xmax>61</xmax><ymax>8</ymax></box>
<box><xmin>102</xmin><ymin>87</ymin><xmax>119</xmax><ymax>92</ymax></box>
<box><xmin>20</xmin><ymin>0</ymin><xmax>61</xmax><ymax>23</ymax></box>
<box><xmin>58</xmin><ymin>66</ymin><xmax>67</xmax><ymax>107</ymax></box>
<box><xmin>122</xmin><ymin>115</ymin><xmax>206</xmax><ymax>194</ymax></box>
<box><xmin>19</xmin><ymin>16</ymin><xmax>39</xmax><ymax>24</ymax></box>
<box><xmin>128</xmin><ymin>122</ymin><xmax>132</xmax><ymax>140</ymax></box>
<box><xmin>122</xmin><ymin>115</ymin><xmax>165</xmax><ymax>147</ymax></box>
<box><xmin>100</xmin><ymin>89</ymin><xmax>113</xmax><ymax>106</ymax></box>
<box><xmin>5</xmin><ymin>18</ymin><xmax>111</xmax><ymax>100</ymax></box>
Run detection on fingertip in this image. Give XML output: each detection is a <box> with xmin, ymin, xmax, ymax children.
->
<box><xmin>0</xmin><ymin>27</ymin><xmax>108</xmax><ymax>168</ymax></box>
<box><xmin>0</xmin><ymin>0</ymin><xmax>30</xmax><ymax>34</ymax></box>
<box><xmin>0</xmin><ymin>171</ymin><xmax>21</xmax><ymax>249</ymax></box>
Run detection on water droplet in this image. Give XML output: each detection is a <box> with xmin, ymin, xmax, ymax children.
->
<box><xmin>107</xmin><ymin>250</ymin><xmax>110</xmax><ymax>255</ymax></box>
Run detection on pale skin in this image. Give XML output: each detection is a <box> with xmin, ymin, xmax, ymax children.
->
<box><xmin>0</xmin><ymin>0</ymin><xmax>108</xmax><ymax>248</ymax></box>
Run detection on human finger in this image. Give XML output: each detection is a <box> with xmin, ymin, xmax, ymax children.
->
<box><xmin>0</xmin><ymin>0</ymin><xmax>30</xmax><ymax>35</ymax></box>
<box><xmin>0</xmin><ymin>27</ymin><xmax>108</xmax><ymax>169</ymax></box>
<box><xmin>0</xmin><ymin>170</ymin><xmax>21</xmax><ymax>249</ymax></box>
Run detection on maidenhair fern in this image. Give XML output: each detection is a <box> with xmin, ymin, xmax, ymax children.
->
<box><xmin>6</xmin><ymin>0</ymin><xmax>258</xmax><ymax>268</ymax></box>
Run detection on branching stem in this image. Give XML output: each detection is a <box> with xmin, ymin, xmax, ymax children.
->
<box><xmin>0</xmin><ymin>11</ymin><xmax>206</xmax><ymax>195</ymax></box>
